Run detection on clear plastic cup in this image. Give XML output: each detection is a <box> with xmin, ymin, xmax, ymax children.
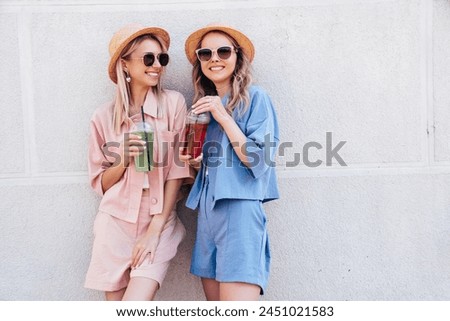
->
<box><xmin>183</xmin><ymin>110</ymin><xmax>210</xmax><ymax>159</ymax></box>
<box><xmin>131</xmin><ymin>121</ymin><xmax>153</xmax><ymax>172</ymax></box>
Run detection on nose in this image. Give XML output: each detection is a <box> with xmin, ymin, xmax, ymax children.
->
<box><xmin>153</xmin><ymin>57</ymin><xmax>162</xmax><ymax>67</ymax></box>
<box><xmin>211</xmin><ymin>50</ymin><xmax>220</xmax><ymax>62</ymax></box>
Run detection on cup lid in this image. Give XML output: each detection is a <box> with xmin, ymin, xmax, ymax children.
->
<box><xmin>187</xmin><ymin>110</ymin><xmax>210</xmax><ymax>123</ymax></box>
<box><xmin>134</xmin><ymin>121</ymin><xmax>153</xmax><ymax>131</ymax></box>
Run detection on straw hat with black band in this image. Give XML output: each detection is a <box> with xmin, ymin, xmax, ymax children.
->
<box><xmin>108</xmin><ymin>23</ymin><xmax>170</xmax><ymax>84</ymax></box>
<box><xmin>184</xmin><ymin>23</ymin><xmax>255</xmax><ymax>65</ymax></box>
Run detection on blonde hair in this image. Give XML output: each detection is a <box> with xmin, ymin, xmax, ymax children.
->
<box><xmin>113</xmin><ymin>34</ymin><xmax>167</xmax><ymax>134</ymax></box>
<box><xmin>192</xmin><ymin>31</ymin><xmax>253</xmax><ymax>117</ymax></box>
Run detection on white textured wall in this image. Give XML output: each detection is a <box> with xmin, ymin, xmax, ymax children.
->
<box><xmin>1</xmin><ymin>0</ymin><xmax>449</xmax><ymax>300</ymax></box>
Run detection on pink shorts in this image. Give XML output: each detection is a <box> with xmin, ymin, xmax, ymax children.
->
<box><xmin>84</xmin><ymin>190</ymin><xmax>186</xmax><ymax>292</ymax></box>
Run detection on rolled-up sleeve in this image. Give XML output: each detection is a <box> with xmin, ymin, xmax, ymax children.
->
<box><xmin>241</xmin><ymin>91</ymin><xmax>279</xmax><ymax>179</ymax></box>
<box><xmin>88</xmin><ymin>118</ymin><xmax>114</xmax><ymax>196</ymax></box>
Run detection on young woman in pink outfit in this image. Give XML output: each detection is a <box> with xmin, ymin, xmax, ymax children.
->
<box><xmin>84</xmin><ymin>24</ymin><xmax>190</xmax><ymax>301</ymax></box>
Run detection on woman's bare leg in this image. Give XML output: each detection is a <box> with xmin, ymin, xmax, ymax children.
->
<box><xmin>105</xmin><ymin>288</ymin><xmax>126</xmax><ymax>301</ymax></box>
<box><xmin>220</xmin><ymin>282</ymin><xmax>260</xmax><ymax>301</ymax></box>
<box><xmin>201</xmin><ymin>278</ymin><xmax>220</xmax><ymax>301</ymax></box>
<box><xmin>121</xmin><ymin>277</ymin><xmax>159</xmax><ymax>301</ymax></box>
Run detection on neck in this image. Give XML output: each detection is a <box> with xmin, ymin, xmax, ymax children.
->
<box><xmin>129</xmin><ymin>85</ymin><xmax>149</xmax><ymax>114</ymax></box>
<box><xmin>215</xmin><ymin>83</ymin><xmax>231</xmax><ymax>98</ymax></box>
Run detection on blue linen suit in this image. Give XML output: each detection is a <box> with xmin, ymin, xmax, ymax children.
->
<box><xmin>186</xmin><ymin>85</ymin><xmax>280</xmax><ymax>293</ymax></box>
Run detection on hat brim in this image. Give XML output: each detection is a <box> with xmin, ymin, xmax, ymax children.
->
<box><xmin>109</xmin><ymin>27</ymin><xmax>170</xmax><ymax>83</ymax></box>
<box><xmin>184</xmin><ymin>25</ymin><xmax>254</xmax><ymax>65</ymax></box>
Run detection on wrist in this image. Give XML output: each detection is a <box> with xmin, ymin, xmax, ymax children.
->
<box><xmin>218</xmin><ymin>112</ymin><xmax>233</xmax><ymax>126</ymax></box>
<box><xmin>146</xmin><ymin>228</ymin><xmax>162</xmax><ymax>237</ymax></box>
<box><xmin>119</xmin><ymin>150</ymin><xmax>130</xmax><ymax>168</ymax></box>
<box><xmin>146</xmin><ymin>219</ymin><xmax>164</xmax><ymax>236</ymax></box>
<box><xmin>121</xmin><ymin>157</ymin><xmax>130</xmax><ymax>168</ymax></box>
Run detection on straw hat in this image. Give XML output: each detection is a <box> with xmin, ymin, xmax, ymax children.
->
<box><xmin>108</xmin><ymin>23</ymin><xmax>170</xmax><ymax>83</ymax></box>
<box><xmin>184</xmin><ymin>23</ymin><xmax>255</xmax><ymax>65</ymax></box>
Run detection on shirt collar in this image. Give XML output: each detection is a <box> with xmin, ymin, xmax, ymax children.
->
<box><xmin>221</xmin><ymin>92</ymin><xmax>230</xmax><ymax>106</ymax></box>
<box><xmin>142</xmin><ymin>88</ymin><xmax>158</xmax><ymax>118</ymax></box>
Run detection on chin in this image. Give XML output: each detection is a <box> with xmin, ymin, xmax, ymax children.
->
<box><xmin>208</xmin><ymin>74</ymin><xmax>230</xmax><ymax>84</ymax></box>
<box><xmin>146</xmin><ymin>80</ymin><xmax>159</xmax><ymax>87</ymax></box>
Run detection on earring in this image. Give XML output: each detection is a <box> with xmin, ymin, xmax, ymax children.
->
<box><xmin>125</xmin><ymin>71</ymin><xmax>131</xmax><ymax>83</ymax></box>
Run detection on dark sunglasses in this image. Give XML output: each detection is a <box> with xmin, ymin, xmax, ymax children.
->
<box><xmin>127</xmin><ymin>52</ymin><xmax>169</xmax><ymax>67</ymax></box>
<box><xmin>195</xmin><ymin>46</ymin><xmax>237</xmax><ymax>62</ymax></box>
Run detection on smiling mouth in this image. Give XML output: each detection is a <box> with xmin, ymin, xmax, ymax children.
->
<box><xmin>210</xmin><ymin>66</ymin><xmax>224</xmax><ymax>71</ymax></box>
<box><xmin>146</xmin><ymin>71</ymin><xmax>159</xmax><ymax>77</ymax></box>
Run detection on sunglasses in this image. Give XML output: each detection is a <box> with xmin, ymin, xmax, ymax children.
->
<box><xmin>195</xmin><ymin>46</ymin><xmax>237</xmax><ymax>62</ymax></box>
<box><xmin>127</xmin><ymin>52</ymin><xmax>169</xmax><ymax>67</ymax></box>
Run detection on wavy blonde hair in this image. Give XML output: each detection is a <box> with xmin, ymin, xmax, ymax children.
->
<box><xmin>192</xmin><ymin>31</ymin><xmax>253</xmax><ymax>117</ymax></box>
<box><xmin>113</xmin><ymin>34</ymin><xmax>167</xmax><ymax>134</ymax></box>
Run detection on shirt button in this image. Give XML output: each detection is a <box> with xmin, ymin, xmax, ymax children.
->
<box><xmin>151</xmin><ymin>198</ymin><xmax>158</xmax><ymax>205</ymax></box>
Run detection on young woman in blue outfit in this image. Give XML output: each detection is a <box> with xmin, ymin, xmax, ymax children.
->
<box><xmin>182</xmin><ymin>24</ymin><xmax>280</xmax><ymax>300</ymax></box>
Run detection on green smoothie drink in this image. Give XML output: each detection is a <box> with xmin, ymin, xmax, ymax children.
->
<box><xmin>132</xmin><ymin>121</ymin><xmax>153</xmax><ymax>172</ymax></box>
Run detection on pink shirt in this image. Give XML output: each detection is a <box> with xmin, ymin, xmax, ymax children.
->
<box><xmin>88</xmin><ymin>89</ymin><xmax>191</xmax><ymax>223</ymax></box>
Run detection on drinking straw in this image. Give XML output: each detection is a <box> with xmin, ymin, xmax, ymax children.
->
<box><xmin>141</xmin><ymin>106</ymin><xmax>151</xmax><ymax>171</ymax></box>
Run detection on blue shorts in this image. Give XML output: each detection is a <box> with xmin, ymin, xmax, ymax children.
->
<box><xmin>190</xmin><ymin>175</ymin><xmax>270</xmax><ymax>294</ymax></box>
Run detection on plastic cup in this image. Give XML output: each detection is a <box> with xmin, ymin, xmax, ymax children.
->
<box><xmin>131</xmin><ymin>122</ymin><xmax>153</xmax><ymax>172</ymax></box>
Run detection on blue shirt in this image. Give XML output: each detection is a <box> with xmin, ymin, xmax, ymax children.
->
<box><xmin>186</xmin><ymin>85</ymin><xmax>280</xmax><ymax>210</ymax></box>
